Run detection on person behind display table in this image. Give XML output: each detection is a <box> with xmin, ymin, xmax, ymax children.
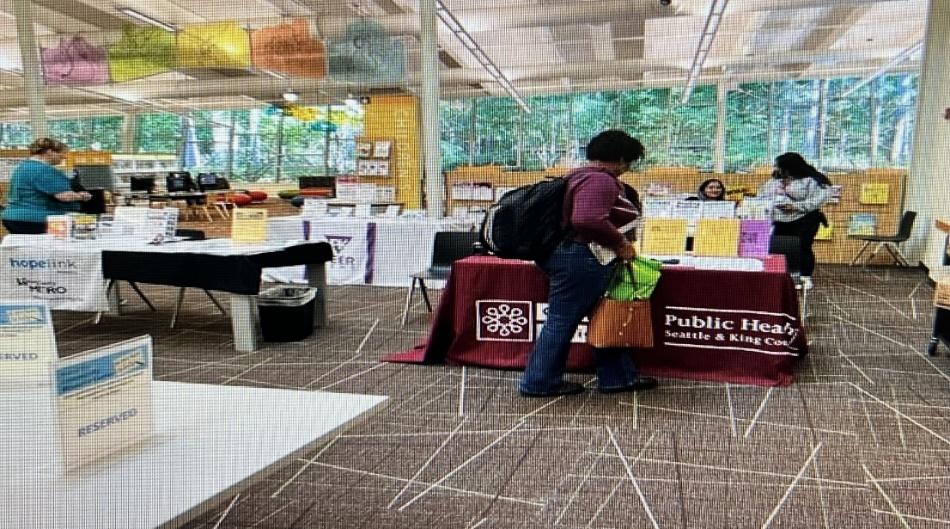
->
<box><xmin>2</xmin><ymin>138</ymin><xmax>91</xmax><ymax>234</ymax></box>
<box><xmin>757</xmin><ymin>152</ymin><xmax>832</xmax><ymax>290</ymax></box>
<box><xmin>519</xmin><ymin>130</ymin><xmax>658</xmax><ymax>398</ymax></box>
<box><xmin>697</xmin><ymin>178</ymin><xmax>726</xmax><ymax>201</ymax></box>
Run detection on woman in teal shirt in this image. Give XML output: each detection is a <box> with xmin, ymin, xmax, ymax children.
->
<box><xmin>2</xmin><ymin>138</ymin><xmax>90</xmax><ymax>234</ymax></box>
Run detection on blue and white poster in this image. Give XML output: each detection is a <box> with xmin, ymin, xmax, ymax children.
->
<box><xmin>54</xmin><ymin>335</ymin><xmax>154</xmax><ymax>471</ymax></box>
<box><xmin>0</xmin><ymin>302</ymin><xmax>57</xmax><ymax>383</ymax></box>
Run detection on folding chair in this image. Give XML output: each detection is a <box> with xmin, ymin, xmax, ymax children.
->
<box><xmin>401</xmin><ymin>231</ymin><xmax>480</xmax><ymax>327</ymax></box>
<box><xmin>849</xmin><ymin>211</ymin><xmax>916</xmax><ymax>267</ymax></box>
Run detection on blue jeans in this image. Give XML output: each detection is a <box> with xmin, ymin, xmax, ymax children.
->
<box><xmin>519</xmin><ymin>241</ymin><xmax>641</xmax><ymax>394</ymax></box>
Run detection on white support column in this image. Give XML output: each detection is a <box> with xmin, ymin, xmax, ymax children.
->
<box><xmin>13</xmin><ymin>0</ymin><xmax>47</xmax><ymax>139</ymax></box>
<box><xmin>226</xmin><ymin>111</ymin><xmax>236</xmax><ymax>179</ymax></box>
<box><xmin>904</xmin><ymin>0</ymin><xmax>950</xmax><ymax>273</ymax></box>
<box><xmin>120</xmin><ymin>112</ymin><xmax>138</xmax><ymax>152</ymax></box>
<box><xmin>714</xmin><ymin>82</ymin><xmax>728</xmax><ymax>173</ymax></box>
<box><xmin>420</xmin><ymin>0</ymin><xmax>444</xmax><ymax>217</ymax></box>
<box><xmin>869</xmin><ymin>79</ymin><xmax>881</xmax><ymax>166</ymax></box>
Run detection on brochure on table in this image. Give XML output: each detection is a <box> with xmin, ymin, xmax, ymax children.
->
<box><xmin>693</xmin><ymin>219</ymin><xmax>741</xmax><ymax>257</ymax></box>
<box><xmin>736</xmin><ymin>197</ymin><xmax>773</xmax><ymax>219</ymax></box>
<box><xmin>232</xmin><ymin>209</ymin><xmax>268</xmax><ymax>243</ymax></box>
<box><xmin>641</xmin><ymin>198</ymin><xmax>738</xmax><ymax>223</ymax></box>
<box><xmin>738</xmin><ymin>220</ymin><xmax>773</xmax><ymax>258</ymax></box>
<box><xmin>53</xmin><ymin>335</ymin><xmax>154</xmax><ymax>472</ymax></box>
<box><xmin>0</xmin><ymin>301</ymin><xmax>57</xmax><ymax>385</ymax></box>
<box><xmin>113</xmin><ymin>206</ymin><xmax>179</xmax><ymax>244</ymax></box>
<box><xmin>641</xmin><ymin>218</ymin><xmax>689</xmax><ymax>255</ymax></box>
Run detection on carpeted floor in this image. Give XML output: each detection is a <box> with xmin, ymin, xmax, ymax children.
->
<box><xmin>51</xmin><ymin>264</ymin><xmax>950</xmax><ymax>529</ymax></box>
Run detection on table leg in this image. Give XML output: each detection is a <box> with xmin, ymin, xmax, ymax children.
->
<box><xmin>230</xmin><ymin>294</ymin><xmax>261</xmax><ymax>352</ymax></box>
<box><xmin>306</xmin><ymin>262</ymin><xmax>328</xmax><ymax>329</ymax></box>
<box><xmin>108</xmin><ymin>281</ymin><xmax>122</xmax><ymax>315</ymax></box>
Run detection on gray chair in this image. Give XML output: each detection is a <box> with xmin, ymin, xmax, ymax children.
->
<box><xmin>849</xmin><ymin>211</ymin><xmax>916</xmax><ymax>267</ymax></box>
<box><xmin>401</xmin><ymin>231</ymin><xmax>480</xmax><ymax>326</ymax></box>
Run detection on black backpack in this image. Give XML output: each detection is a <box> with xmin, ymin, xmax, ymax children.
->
<box><xmin>479</xmin><ymin>177</ymin><xmax>570</xmax><ymax>261</ymax></box>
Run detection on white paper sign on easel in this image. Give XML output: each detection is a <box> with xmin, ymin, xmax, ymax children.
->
<box><xmin>0</xmin><ymin>301</ymin><xmax>57</xmax><ymax>385</ymax></box>
<box><xmin>53</xmin><ymin>335</ymin><xmax>155</xmax><ymax>471</ymax></box>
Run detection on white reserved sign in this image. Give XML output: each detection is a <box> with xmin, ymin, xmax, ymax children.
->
<box><xmin>0</xmin><ymin>246</ymin><xmax>108</xmax><ymax>312</ymax></box>
<box><xmin>53</xmin><ymin>335</ymin><xmax>154</xmax><ymax>471</ymax></box>
<box><xmin>0</xmin><ymin>302</ymin><xmax>57</xmax><ymax>383</ymax></box>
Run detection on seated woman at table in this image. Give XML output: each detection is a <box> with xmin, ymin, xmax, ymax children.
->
<box><xmin>697</xmin><ymin>178</ymin><xmax>726</xmax><ymax>201</ymax></box>
<box><xmin>519</xmin><ymin>130</ymin><xmax>658</xmax><ymax>398</ymax></box>
<box><xmin>2</xmin><ymin>138</ymin><xmax>90</xmax><ymax>234</ymax></box>
<box><xmin>757</xmin><ymin>152</ymin><xmax>832</xmax><ymax>290</ymax></box>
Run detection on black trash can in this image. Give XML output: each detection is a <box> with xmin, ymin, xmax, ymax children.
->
<box><xmin>258</xmin><ymin>286</ymin><xmax>317</xmax><ymax>342</ymax></box>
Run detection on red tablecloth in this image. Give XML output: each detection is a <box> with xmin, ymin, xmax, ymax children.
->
<box><xmin>386</xmin><ymin>255</ymin><xmax>806</xmax><ymax>386</ymax></box>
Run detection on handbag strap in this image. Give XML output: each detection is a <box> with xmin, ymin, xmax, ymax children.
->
<box><xmin>607</xmin><ymin>260</ymin><xmax>637</xmax><ymax>291</ymax></box>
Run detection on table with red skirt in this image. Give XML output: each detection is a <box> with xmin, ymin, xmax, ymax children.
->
<box><xmin>386</xmin><ymin>255</ymin><xmax>807</xmax><ymax>387</ymax></box>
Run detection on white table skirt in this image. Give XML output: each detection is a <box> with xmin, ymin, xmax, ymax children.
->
<box><xmin>266</xmin><ymin>216</ymin><xmax>475</xmax><ymax>287</ymax></box>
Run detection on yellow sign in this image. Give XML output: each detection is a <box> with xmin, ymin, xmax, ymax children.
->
<box><xmin>641</xmin><ymin>218</ymin><xmax>688</xmax><ymax>255</ymax></box>
<box><xmin>287</xmin><ymin>105</ymin><xmax>318</xmax><ymax>122</ymax></box>
<box><xmin>231</xmin><ymin>209</ymin><xmax>268</xmax><ymax>243</ymax></box>
<box><xmin>859</xmin><ymin>183</ymin><xmax>889</xmax><ymax>205</ymax></box>
<box><xmin>65</xmin><ymin>151</ymin><xmax>112</xmax><ymax>167</ymax></box>
<box><xmin>693</xmin><ymin>219</ymin><xmax>741</xmax><ymax>257</ymax></box>
<box><xmin>362</xmin><ymin>96</ymin><xmax>421</xmax><ymax>208</ymax></box>
<box><xmin>816</xmin><ymin>222</ymin><xmax>834</xmax><ymax>241</ymax></box>
<box><xmin>178</xmin><ymin>21</ymin><xmax>251</xmax><ymax>69</ymax></box>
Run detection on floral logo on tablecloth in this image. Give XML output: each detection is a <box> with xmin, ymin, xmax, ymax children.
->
<box><xmin>476</xmin><ymin>300</ymin><xmax>533</xmax><ymax>342</ymax></box>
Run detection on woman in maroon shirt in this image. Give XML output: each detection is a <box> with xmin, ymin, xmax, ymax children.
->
<box><xmin>520</xmin><ymin>130</ymin><xmax>659</xmax><ymax>397</ymax></box>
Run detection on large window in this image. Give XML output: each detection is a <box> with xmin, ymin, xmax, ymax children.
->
<box><xmin>130</xmin><ymin>107</ymin><xmax>364</xmax><ymax>182</ymax></box>
<box><xmin>0</xmin><ymin>117</ymin><xmax>122</xmax><ymax>151</ymax></box>
<box><xmin>136</xmin><ymin>113</ymin><xmax>182</xmax><ymax>154</ymax></box>
<box><xmin>442</xmin><ymin>74</ymin><xmax>917</xmax><ymax>172</ymax></box>
<box><xmin>0</xmin><ymin>122</ymin><xmax>32</xmax><ymax>148</ymax></box>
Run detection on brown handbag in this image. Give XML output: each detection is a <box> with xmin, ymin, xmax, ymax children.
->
<box><xmin>587</xmin><ymin>263</ymin><xmax>654</xmax><ymax>348</ymax></box>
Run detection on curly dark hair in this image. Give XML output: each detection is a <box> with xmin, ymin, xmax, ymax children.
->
<box><xmin>774</xmin><ymin>152</ymin><xmax>831</xmax><ymax>187</ymax></box>
<box><xmin>585</xmin><ymin>130</ymin><xmax>645</xmax><ymax>164</ymax></box>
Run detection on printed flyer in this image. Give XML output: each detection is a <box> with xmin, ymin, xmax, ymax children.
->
<box><xmin>641</xmin><ymin>218</ymin><xmax>688</xmax><ymax>256</ymax></box>
<box><xmin>53</xmin><ymin>335</ymin><xmax>154</xmax><ymax>471</ymax></box>
<box><xmin>232</xmin><ymin>209</ymin><xmax>269</xmax><ymax>243</ymax></box>
<box><xmin>693</xmin><ymin>219</ymin><xmax>741</xmax><ymax>257</ymax></box>
<box><xmin>0</xmin><ymin>302</ymin><xmax>57</xmax><ymax>383</ymax></box>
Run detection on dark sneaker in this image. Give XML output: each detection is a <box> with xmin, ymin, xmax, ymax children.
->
<box><xmin>598</xmin><ymin>377</ymin><xmax>659</xmax><ymax>394</ymax></box>
<box><xmin>519</xmin><ymin>381</ymin><xmax>586</xmax><ymax>398</ymax></box>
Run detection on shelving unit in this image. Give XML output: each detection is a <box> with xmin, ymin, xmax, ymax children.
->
<box><xmin>354</xmin><ymin>137</ymin><xmax>397</xmax><ymax>203</ymax></box>
<box><xmin>444</xmin><ymin>166</ymin><xmax>552</xmax><ymax>215</ymax></box>
<box><xmin>111</xmin><ymin>153</ymin><xmax>179</xmax><ymax>191</ymax></box>
<box><xmin>445</xmin><ymin>165</ymin><xmax>907</xmax><ymax>264</ymax></box>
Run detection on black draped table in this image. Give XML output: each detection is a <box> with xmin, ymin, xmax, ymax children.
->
<box><xmin>0</xmin><ymin>235</ymin><xmax>332</xmax><ymax>352</ymax></box>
